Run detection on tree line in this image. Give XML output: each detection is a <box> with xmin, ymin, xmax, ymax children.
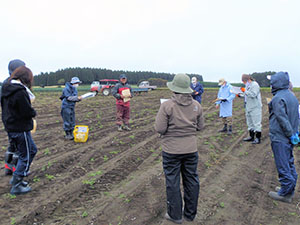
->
<box><xmin>33</xmin><ymin>67</ymin><xmax>276</xmax><ymax>87</ymax></box>
<box><xmin>33</xmin><ymin>67</ymin><xmax>203</xmax><ymax>87</ymax></box>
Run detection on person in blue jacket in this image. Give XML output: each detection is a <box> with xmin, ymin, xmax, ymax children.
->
<box><xmin>268</xmin><ymin>72</ymin><xmax>299</xmax><ymax>203</ymax></box>
<box><xmin>60</xmin><ymin>77</ymin><xmax>82</xmax><ymax>140</ymax></box>
<box><xmin>215</xmin><ymin>78</ymin><xmax>235</xmax><ymax>134</ymax></box>
<box><xmin>190</xmin><ymin>77</ymin><xmax>204</xmax><ymax>104</ymax></box>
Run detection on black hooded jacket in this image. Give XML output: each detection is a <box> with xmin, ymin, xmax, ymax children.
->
<box><xmin>269</xmin><ymin>72</ymin><xmax>299</xmax><ymax>143</ymax></box>
<box><xmin>1</xmin><ymin>82</ymin><xmax>36</xmax><ymax>132</ymax></box>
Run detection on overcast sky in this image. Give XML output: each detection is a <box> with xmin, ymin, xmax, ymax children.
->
<box><xmin>1</xmin><ymin>0</ymin><xmax>299</xmax><ymax>85</ymax></box>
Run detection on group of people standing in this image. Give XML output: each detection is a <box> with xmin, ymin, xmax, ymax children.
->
<box><xmin>1</xmin><ymin>59</ymin><xmax>299</xmax><ymax>224</ymax></box>
<box><xmin>215</xmin><ymin>75</ymin><xmax>262</xmax><ymax>143</ymax></box>
<box><xmin>1</xmin><ymin>59</ymin><xmax>134</xmax><ymax>195</ymax></box>
<box><xmin>155</xmin><ymin>72</ymin><xmax>299</xmax><ymax>224</ymax></box>
<box><xmin>60</xmin><ymin>73</ymin><xmax>133</xmax><ymax>140</ymax></box>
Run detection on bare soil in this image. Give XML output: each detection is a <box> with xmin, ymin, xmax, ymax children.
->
<box><xmin>0</xmin><ymin>89</ymin><xmax>300</xmax><ymax>225</ymax></box>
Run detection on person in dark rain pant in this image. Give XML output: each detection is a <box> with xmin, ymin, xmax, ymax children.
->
<box><xmin>1</xmin><ymin>66</ymin><xmax>37</xmax><ymax>195</ymax></box>
<box><xmin>268</xmin><ymin>72</ymin><xmax>299</xmax><ymax>203</ymax></box>
<box><xmin>2</xmin><ymin>59</ymin><xmax>26</xmax><ymax>176</ymax></box>
<box><xmin>155</xmin><ymin>73</ymin><xmax>204</xmax><ymax>224</ymax></box>
<box><xmin>60</xmin><ymin>77</ymin><xmax>82</xmax><ymax>140</ymax></box>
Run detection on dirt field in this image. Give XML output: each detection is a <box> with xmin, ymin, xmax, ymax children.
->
<box><xmin>0</xmin><ymin>88</ymin><xmax>300</xmax><ymax>225</ymax></box>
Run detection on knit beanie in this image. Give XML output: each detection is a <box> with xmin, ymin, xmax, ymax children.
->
<box><xmin>8</xmin><ymin>59</ymin><xmax>26</xmax><ymax>75</ymax></box>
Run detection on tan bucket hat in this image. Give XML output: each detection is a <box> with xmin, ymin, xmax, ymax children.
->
<box><xmin>167</xmin><ymin>73</ymin><xmax>193</xmax><ymax>94</ymax></box>
<box><xmin>218</xmin><ymin>78</ymin><xmax>226</xmax><ymax>86</ymax></box>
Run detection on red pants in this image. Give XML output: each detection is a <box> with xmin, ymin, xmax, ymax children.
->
<box><xmin>116</xmin><ymin>104</ymin><xmax>130</xmax><ymax>125</ymax></box>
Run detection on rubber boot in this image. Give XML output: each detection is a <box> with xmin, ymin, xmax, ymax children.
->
<box><xmin>70</xmin><ymin>130</ymin><xmax>74</xmax><ymax>140</ymax></box>
<box><xmin>227</xmin><ymin>125</ymin><xmax>232</xmax><ymax>135</ymax></box>
<box><xmin>219</xmin><ymin>124</ymin><xmax>227</xmax><ymax>132</ymax></box>
<box><xmin>10</xmin><ymin>175</ymin><xmax>32</xmax><ymax>195</ymax></box>
<box><xmin>123</xmin><ymin>125</ymin><xmax>131</xmax><ymax>131</ymax></box>
<box><xmin>252</xmin><ymin>131</ymin><xmax>261</xmax><ymax>144</ymax></box>
<box><xmin>65</xmin><ymin>131</ymin><xmax>73</xmax><ymax>140</ymax></box>
<box><xmin>268</xmin><ymin>191</ymin><xmax>293</xmax><ymax>203</ymax></box>
<box><xmin>118</xmin><ymin>125</ymin><xmax>123</xmax><ymax>132</ymax></box>
<box><xmin>9</xmin><ymin>177</ymin><xmax>28</xmax><ymax>186</ymax></box>
<box><xmin>243</xmin><ymin>130</ymin><xmax>254</xmax><ymax>142</ymax></box>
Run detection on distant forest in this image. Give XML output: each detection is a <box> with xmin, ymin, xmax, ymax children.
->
<box><xmin>33</xmin><ymin>67</ymin><xmax>275</xmax><ymax>87</ymax></box>
<box><xmin>33</xmin><ymin>67</ymin><xmax>203</xmax><ymax>87</ymax></box>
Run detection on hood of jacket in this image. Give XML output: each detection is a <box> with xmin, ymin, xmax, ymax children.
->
<box><xmin>271</xmin><ymin>72</ymin><xmax>289</xmax><ymax>95</ymax></box>
<box><xmin>171</xmin><ymin>93</ymin><xmax>193</xmax><ymax>106</ymax></box>
<box><xmin>65</xmin><ymin>82</ymin><xmax>75</xmax><ymax>89</ymax></box>
<box><xmin>1</xmin><ymin>82</ymin><xmax>25</xmax><ymax>98</ymax></box>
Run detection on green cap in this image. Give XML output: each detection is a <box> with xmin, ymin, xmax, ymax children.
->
<box><xmin>167</xmin><ymin>73</ymin><xmax>193</xmax><ymax>94</ymax></box>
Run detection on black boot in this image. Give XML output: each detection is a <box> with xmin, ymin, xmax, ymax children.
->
<box><xmin>219</xmin><ymin>124</ymin><xmax>227</xmax><ymax>132</ymax></box>
<box><xmin>70</xmin><ymin>130</ymin><xmax>74</xmax><ymax>140</ymax></box>
<box><xmin>243</xmin><ymin>130</ymin><xmax>254</xmax><ymax>141</ymax></box>
<box><xmin>65</xmin><ymin>131</ymin><xmax>73</xmax><ymax>140</ymax></box>
<box><xmin>227</xmin><ymin>125</ymin><xmax>232</xmax><ymax>135</ymax></box>
<box><xmin>10</xmin><ymin>175</ymin><xmax>31</xmax><ymax>195</ymax></box>
<box><xmin>9</xmin><ymin>177</ymin><xmax>28</xmax><ymax>186</ymax></box>
<box><xmin>252</xmin><ymin>131</ymin><xmax>261</xmax><ymax>144</ymax></box>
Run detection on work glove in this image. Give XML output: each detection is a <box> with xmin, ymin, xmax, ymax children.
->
<box><xmin>290</xmin><ymin>132</ymin><xmax>299</xmax><ymax>145</ymax></box>
<box><xmin>221</xmin><ymin>99</ymin><xmax>227</xmax><ymax>102</ymax></box>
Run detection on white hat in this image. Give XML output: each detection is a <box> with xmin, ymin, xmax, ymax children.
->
<box><xmin>70</xmin><ymin>77</ymin><xmax>82</xmax><ymax>84</ymax></box>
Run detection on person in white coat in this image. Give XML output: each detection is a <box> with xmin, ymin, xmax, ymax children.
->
<box><xmin>216</xmin><ymin>78</ymin><xmax>235</xmax><ymax>134</ymax></box>
<box><xmin>241</xmin><ymin>74</ymin><xmax>262</xmax><ymax>144</ymax></box>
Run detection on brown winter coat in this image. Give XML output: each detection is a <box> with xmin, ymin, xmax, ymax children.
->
<box><xmin>155</xmin><ymin>93</ymin><xmax>204</xmax><ymax>154</ymax></box>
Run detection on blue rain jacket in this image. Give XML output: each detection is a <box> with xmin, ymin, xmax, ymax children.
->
<box><xmin>61</xmin><ymin>82</ymin><xmax>80</xmax><ymax>109</ymax></box>
<box><xmin>269</xmin><ymin>72</ymin><xmax>299</xmax><ymax>143</ymax></box>
<box><xmin>191</xmin><ymin>82</ymin><xmax>204</xmax><ymax>104</ymax></box>
<box><xmin>216</xmin><ymin>82</ymin><xmax>235</xmax><ymax>117</ymax></box>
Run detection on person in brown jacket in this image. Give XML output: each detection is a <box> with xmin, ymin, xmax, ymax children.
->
<box><xmin>155</xmin><ymin>73</ymin><xmax>204</xmax><ymax>224</ymax></box>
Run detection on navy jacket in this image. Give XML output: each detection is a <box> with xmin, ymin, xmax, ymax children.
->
<box><xmin>1</xmin><ymin>82</ymin><xmax>36</xmax><ymax>132</ymax></box>
<box><xmin>61</xmin><ymin>82</ymin><xmax>80</xmax><ymax>109</ymax></box>
<box><xmin>269</xmin><ymin>72</ymin><xmax>299</xmax><ymax>143</ymax></box>
<box><xmin>190</xmin><ymin>82</ymin><xmax>204</xmax><ymax>104</ymax></box>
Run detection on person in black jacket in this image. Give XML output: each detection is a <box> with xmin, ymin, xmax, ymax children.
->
<box><xmin>1</xmin><ymin>66</ymin><xmax>37</xmax><ymax>195</ymax></box>
<box><xmin>2</xmin><ymin>59</ymin><xmax>26</xmax><ymax>175</ymax></box>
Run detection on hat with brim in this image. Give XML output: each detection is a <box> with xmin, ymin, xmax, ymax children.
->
<box><xmin>218</xmin><ymin>78</ymin><xmax>226</xmax><ymax>86</ymax></box>
<box><xmin>167</xmin><ymin>73</ymin><xmax>193</xmax><ymax>94</ymax></box>
<box><xmin>119</xmin><ymin>74</ymin><xmax>127</xmax><ymax>79</ymax></box>
<box><xmin>70</xmin><ymin>77</ymin><xmax>82</xmax><ymax>84</ymax></box>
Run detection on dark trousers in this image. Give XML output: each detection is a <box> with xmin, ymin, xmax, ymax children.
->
<box><xmin>271</xmin><ymin>141</ymin><xmax>298</xmax><ymax>196</ymax></box>
<box><xmin>116</xmin><ymin>104</ymin><xmax>130</xmax><ymax>125</ymax></box>
<box><xmin>8</xmin><ymin>132</ymin><xmax>37</xmax><ymax>177</ymax></box>
<box><xmin>61</xmin><ymin>107</ymin><xmax>75</xmax><ymax>131</ymax></box>
<box><xmin>162</xmin><ymin>151</ymin><xmax>200</xmax><ymax>221</ymax></box>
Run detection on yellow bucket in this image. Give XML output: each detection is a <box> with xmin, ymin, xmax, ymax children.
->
<box><xmin>73</xmin><ymin>125</ymin><xmax>89</xmax><ymax>143</ymax></box>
